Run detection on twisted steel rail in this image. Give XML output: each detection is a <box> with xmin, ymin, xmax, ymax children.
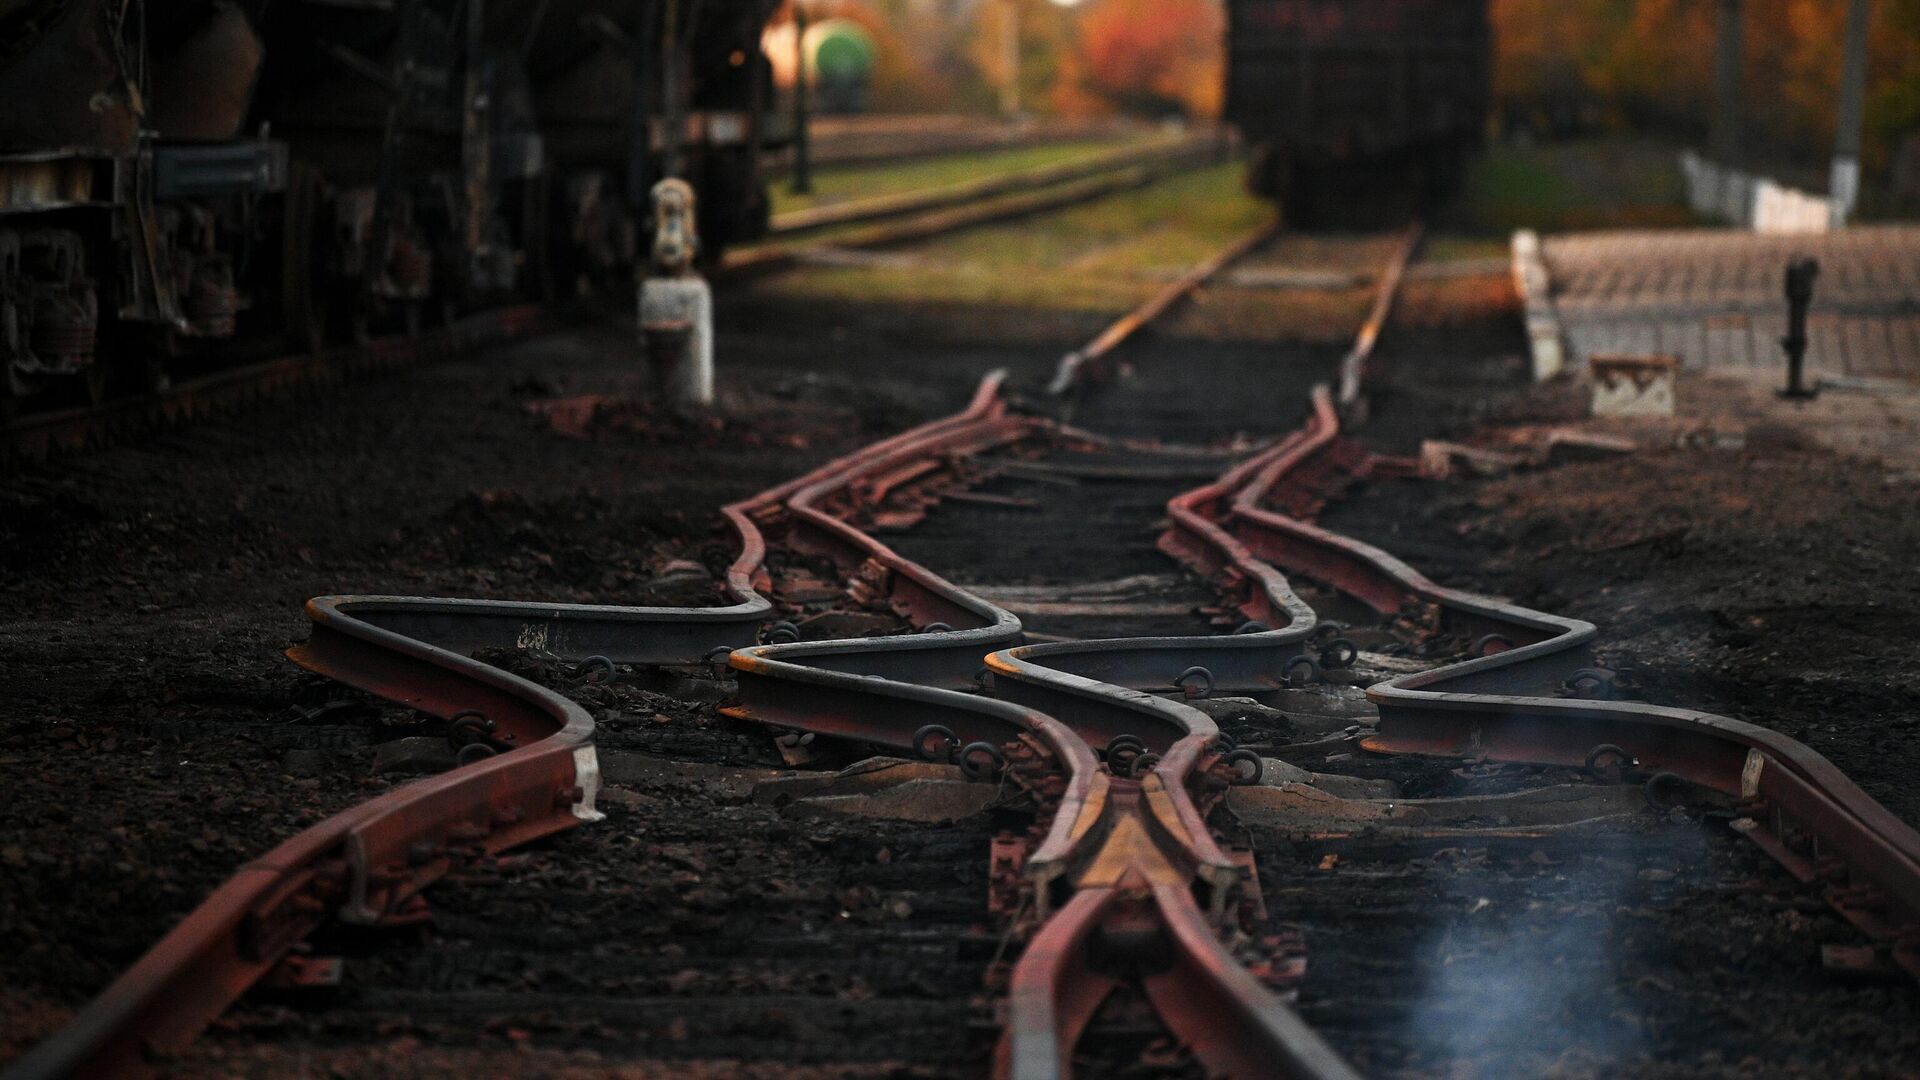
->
<box><xmin>5</xmin><ymin>376</ymin><xmax>1022</xmax><ymax>1078</ymax></box>
<box><xmin>14</xmin><ymin>226</ymin><xmax>1915</xmax><ymax>1080</ymax></box>
<box><xmin>1216</xmin><ymin>389</ymin><xmax>1920</xmax><ymax>983</ymax></box>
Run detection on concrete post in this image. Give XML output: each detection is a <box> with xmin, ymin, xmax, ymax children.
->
<box><xmin>1830</xmin><ymin>0</ymin><xmax>1874</xmax><ymax>226</ymax></box>
<box><xmin>638</xmin><ymin>179</ymin><xmax>713</xmax><ymax>407</ymax></box>
<box><xmin>1711</xmin><ymin>0</ymin><xmax>1743</xmax><ymax>163</ymax></box>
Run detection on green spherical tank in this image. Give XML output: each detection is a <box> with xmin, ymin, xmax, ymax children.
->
<box><xmin>807</xmin><ymin>19</ymin><xmax>874</xmax><ymax>114</ymax></box>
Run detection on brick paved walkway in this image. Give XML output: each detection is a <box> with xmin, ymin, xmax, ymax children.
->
<box><xmin>1541</xmin><ymin>226</ymin><xmax>1920</xmax><ymax>380</ymax></box>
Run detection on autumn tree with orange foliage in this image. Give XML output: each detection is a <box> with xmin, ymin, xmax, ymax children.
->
<box><xmin>1494</xmin><ymin>0</ymin><xmax>1920</xmax><ymax>172</ymax></box>
<box><xmin>1073</xmin><ymin>0</ymin><xmax>1223</xmax><ymax>119</ymax></box>
<box><xmin>798</xmin><ymin>0</ymin><xmax>1223</xmax><ymax>123</ymax></box>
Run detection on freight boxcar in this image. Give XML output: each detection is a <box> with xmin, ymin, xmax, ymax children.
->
<box><xmin>1225</xmin><ymin>0</ymin><xmax>1490</xmax><ymax>221</ymax></box>
<box><xmin>0</xmin><ymin>0</ymin><xmax>777</xmax><ymax>418</ymax></box>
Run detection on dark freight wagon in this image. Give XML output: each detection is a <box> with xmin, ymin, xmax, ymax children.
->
<box><xmin>1225</xmin><ymin>0</ymin><xmax>1490</xmax><ymax>221</ymax></box>
<box><xmin>0</xmin><ymin>0</ymin><xmax>778</xmax><ymax>418</ymax></box>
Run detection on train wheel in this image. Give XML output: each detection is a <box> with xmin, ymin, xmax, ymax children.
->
<box><xmin>282</xmin><ymin>162</ymin><xmax>329</xmax><ymax>354</ymax></box>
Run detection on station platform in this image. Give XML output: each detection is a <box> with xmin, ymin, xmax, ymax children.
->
<box><xmin>1534</xmin><ymin>225</ymin><xmax>1920</xmax><ymax>381</ymax></box>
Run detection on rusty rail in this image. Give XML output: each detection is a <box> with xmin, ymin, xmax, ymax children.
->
<box><xmin>1211</xmin><ymin>386</ymin><xmax>1920</xmax><ymax>982</ymax></box>
<box><xmin>764</xmin><ymin>117</ymin><xmax>1160</xmax><ymax>178</ymax></box>
<box><xmin>719</xmin><ymin>418</ymin><xmax>1360</xmax><ymax>1076</ymax></box>
<box><xmin>723</xmin><ymin>143</ymin><xmax>1223</xmax><ymax>283</ymax></box>
<box><xmin>726</xmin><ymin>222</ymin><xmax>1920</xmax><ymax>1071</ymax></box>
<box><xmin>1046</xmin><ymin>218</ymin><xmax>1282</xmax><ymax>396</ymax></box>
<box><xmin>3</xmin><ymin>223</ymin><xmax>1412</xmax><ymax>1080</ymax></box>
<box><xmin>11</xmin><ymin>365</ymin><xmax>1360</xmax><ymax>1077</ymax></box>
<box><xmin>729</xmin><ymin>366</ymin><xmax>1920</xmax><ymax>1066</ymax></box>
<box><xmin>768</xmin><ymin>135</ymin><xmax>1210</xmax><ymax>238</ymax></box>
<box><xmin>5</xmin><ymin>611</ymin><xmax>600</xmax><ymax>1078</ymax></box>
<box><xmin>1336</xmin><ymin>222</ymin><xmax>1423</xmax><ymax>410</ymax></box>
<box><xmin>3</xmin><ymin>374</ymin><xmax>1021</xmax><ymax>1078</ymax></box>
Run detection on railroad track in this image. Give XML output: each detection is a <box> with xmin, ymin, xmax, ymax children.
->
<box><xmin>763</xmin><ymin>116</ymin><xmax>1150</xmax><ymax>178</ymax></box>
<box><xmin>723</xmin><ymin>137</ymin><xmax>1221</xmax><ymax>282</ymax></box>
<box><xmin>764</xmin><ymin>136</ymin><xmax>1212</xmax><ymax>241</ymax></box>
<box><xmin>10</xmin><ymin>224</ymin><xmax>1917</xmax><ymax>1078</ymax></box>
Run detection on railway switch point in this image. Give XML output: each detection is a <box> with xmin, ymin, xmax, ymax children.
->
<box><xmin>8</xmin><ymin>5</ymin><xmax>1920</xmax><ymax>1075</ymax></box>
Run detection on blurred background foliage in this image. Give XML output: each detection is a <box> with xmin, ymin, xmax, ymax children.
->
<box><xmin>776</xmin><ymin>0</ymin><xmax>1920</xmax><ymax>194</ymax></box>
<box><xmin>776</xmin><ymin>0</ymin><xmax>1224</xmax><ymax>121</ymax></box>
<box><xmin>1493</xmin><ymin>0</ymin><xmax>1920</xmax><ymax>175</ymax></box>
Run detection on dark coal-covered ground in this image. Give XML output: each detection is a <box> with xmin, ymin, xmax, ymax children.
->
<box><xmin>1325</xmin><ymin>304</ymin><xmax>1920</xmax><ymax>830</ymax></box>
<box><xmin>5</xmin><ymin>238</ymin><xmax>1918</xmax><ymax>1078</ymax></box>
<box><xmin>0</xmin><ymin>245</ymin><xmax>1340</xmax><ymax>1072</ymax></box>
<box><xmin>1241</xmin><ymin>277</ymin><xmax>1920</xmax><ymax>1078</ymax></box>
<box><xmin>0</xmin><ymin>288</ymin><xmax>1072</xmax><ymax>1069</ymax></box>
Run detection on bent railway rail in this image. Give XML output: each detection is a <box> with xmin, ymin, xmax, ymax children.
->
<box><xmin>10</xmin><ymin>225</ymin><xmax>1918</xmax><ymax>1079</ymax></box>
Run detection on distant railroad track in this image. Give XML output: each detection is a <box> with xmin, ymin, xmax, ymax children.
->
<box><xmin>11</xmin><ymin>223</ymin><xmax>1914</xmax><ymax>1078</ymax></box>
<box><xmin>724</xmin><ymin>136</ymin><xmax>1221</xmax><ymax>281</ymax></box>
<box><xmin>764</xmin><ymin>136</ymin><xmax>1212</xmax><ymax>239</ymax></box>
<box><xmin>763</xmin><ymin>116</ymin><xmax>1156</xmax><ymax>177</ymax></box>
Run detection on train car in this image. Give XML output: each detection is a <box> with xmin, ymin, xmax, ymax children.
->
<box><xmin>1224</xmin><ymin>0</ymin><xmax>1490</xmax><ymax>221</ymax></box>
<box><xmin>0</xmin><ymin>0</ymin><xmax>778</xmax><ymax>418</ymax></box>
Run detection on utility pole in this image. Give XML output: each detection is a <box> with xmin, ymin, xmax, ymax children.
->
<box><xmin>999</xmin><ymin>0</ymin><xmax>1020</xmax><ymax>120</ymax></box>
<box><xmin>660</xmin><ymin>0</ymin><xmax>684</xmax><ymax>181</ymax></box>
<box><xmin>1831</xmin><ymin>0</ymin><xmax>1874</xmax><ymax>227</ymax></box>
<box><xmin>790</xmin><ymin>2</ymin><xmax>812</xmax><ymax>195</ymax></box>
<box><xmin>629</xmin><ymin>2</ymin><xmax>659</xmax><ymax>208</ymax></box>
<box><xmin>1711</xmin><ymin>0</ymin><xmax>1742</xmax><ymax>163</ymax></box>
